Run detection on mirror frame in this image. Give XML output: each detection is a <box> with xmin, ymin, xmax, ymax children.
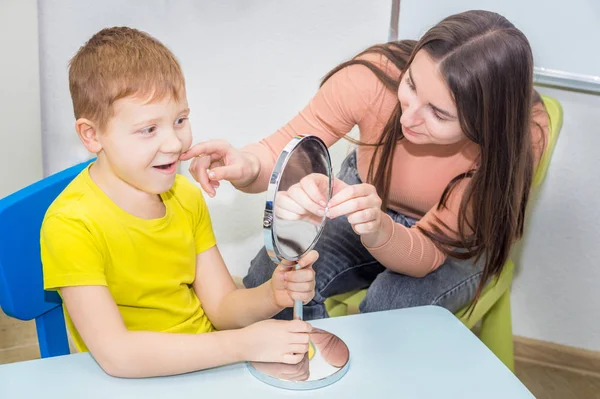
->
<box><xmin>262</xmin><ymin>135</ymin><xmax>332</xmax><ymax>263</ymax></box>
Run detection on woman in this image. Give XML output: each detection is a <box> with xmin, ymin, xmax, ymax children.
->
<box><xmin>181</xmin><ymin>10</ymin><xmax>549</xmax><ymax>320</ymax></box>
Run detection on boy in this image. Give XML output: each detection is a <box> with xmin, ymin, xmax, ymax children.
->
<box><xmin>41</xmin><ymin>27</ymin><xmax>316</xmax><ymax>378</ymax></box>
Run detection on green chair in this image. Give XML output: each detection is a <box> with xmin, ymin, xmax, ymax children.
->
<box><xmin>325</xmin><ymin>94</ymin><xmax>563</xmax><ymax>372</ymax></box>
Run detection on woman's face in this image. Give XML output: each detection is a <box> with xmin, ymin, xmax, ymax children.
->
<box><xmin>397</xmin><ymin>50</ymin><xmax>465</xmax><ymax>145</ymax></box>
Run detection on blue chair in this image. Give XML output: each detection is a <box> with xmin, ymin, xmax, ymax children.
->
<box><xmin>0</xmin><ymin>159</ymin><xmax>93</xmax><ymax>358</ymax></box>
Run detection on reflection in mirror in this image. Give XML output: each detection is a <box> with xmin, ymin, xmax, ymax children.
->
<box><xmin>273</xmin><ymin>139</ymin><xmax>331</xmax><ymax>260</ymax></box>
<box><xmin>248</xmin><ymin>328</ymin><xmax>350</xmax><ymax>388</ymax></box>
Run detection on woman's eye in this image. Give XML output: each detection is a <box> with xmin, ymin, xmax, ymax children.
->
<box><xmin>431</xmin><ymin>109</ymin><xmax>445</xmax><ymax>122</ymax></box>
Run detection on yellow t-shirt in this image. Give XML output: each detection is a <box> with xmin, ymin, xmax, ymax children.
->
<box><xmin>41</xmin><ymin>164</ymin><xmax>216</xmax><ymax>352</ymax></box>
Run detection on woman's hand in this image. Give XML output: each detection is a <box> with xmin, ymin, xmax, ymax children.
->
<box><xmin>180</xmin><ymin>140</ymin><xmax>261</xmax><ymax>197</ymax></box>
<box><xmin>327</xmin><ymin>178</ymin><xmax>392</xmax><ymax>248</ymax></box>
<box><xmin>274</xmin><ymin>173</ymin><xmax>330</xmax><ymax>225</ymax></box>
<box><xmin>274</xmin><ymin>190</ymin><xmax>324</xmax><ymax>225</ymax></box>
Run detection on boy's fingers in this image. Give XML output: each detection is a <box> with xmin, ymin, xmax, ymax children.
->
<box><xmin>285</xmin><ymin>269</ymin><xmax>315</xmax><ymax>284</ymax></box>
<box><xmin>288</xmin><ymin>320</ymin><xmax>312</xmax><ymax>334</ymax></box>
<box><xmin>290</xmin><ymin>292</ymin><xmax>314</xmax><ymax>304</ymax></box>
<box><xmin>285</xmin><ymin>281</ymin><xmax>313</xmax><ymax>293</ymax></box>
<box><xmin>298</xmin><ymin>250</ymin><xmax>319</xmax><ymax>267</ymax></box>
<box><xmin>283</xmin><ymin>353</ymin><xmax>305</xmax><ymax>365</ymax></box>
<box><xmin>289</xmin><ymin>343</ymin><xmax>310</xmax><ymax>355</ymax></box>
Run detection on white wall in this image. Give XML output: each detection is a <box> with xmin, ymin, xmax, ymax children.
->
<box><xmin>0</xmin><ymin>0</ymin><xmax>43</xmax><ymax>198</ymax></box>
<box><xmin>38</xmin><ymin>1</ymin><xmax>390</xmax><ymax>276</ymax></box>
<box><xmin>36</xmin><ymin>1</ymin><xmax>600</xmax><ymax>353</ymax></box>
<box><xmin>396</xmin><ymin>2</ymin><xmax>600</xmax><ymax>351</ymax></box>
<box><xmin>397</xmin><ymin>0</ymin><xmax>600</xmax><ymax>81</ymax></box>
<box><xmin>511</xmin><ymin>86</ymin><xmax>600</xmax><ymax>352</ymax></box>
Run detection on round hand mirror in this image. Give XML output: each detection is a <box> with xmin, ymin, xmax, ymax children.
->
<box><xmin>247</xmin><ymin>135</ymin><xmax>350</xmax><ymax>390</ymax></box>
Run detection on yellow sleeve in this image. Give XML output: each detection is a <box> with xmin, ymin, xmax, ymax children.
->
<box><xmin>41</xmin><ymin>213</ymin><xmax>107</xmax><ymax>290</ymax></box>
<box><xmin>194</xmin><ymin>192</ymin><xmax>216</xmax><ymax>254</ymax></box>
<box><xmin>172</xmin><ymin>175</ymin><xmax>217</xmax><ymax>255</ymax></box>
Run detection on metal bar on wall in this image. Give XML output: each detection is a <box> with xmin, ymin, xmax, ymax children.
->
<box><xmin>389</xmin><ymin>0</ymin><xmax>400</xmax><ymax>42</ymax></box>
<box><xmin>534</xmin><ymin>67</ymin><xmax>600</xmax><ymax>94</ymax></box>
<box><xmin>389</xmin><ymin>2</ymin><xmax>600</xmax><ymax>94</ymax></box>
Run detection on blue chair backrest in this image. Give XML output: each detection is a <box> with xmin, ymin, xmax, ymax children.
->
<box><xmin>0</xmin><ymin>159</ymin><xmax>93</xmax><ymax>358</ymax></box>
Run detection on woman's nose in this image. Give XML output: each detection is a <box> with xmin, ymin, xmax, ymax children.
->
<box><xmin>400</xmin><ymin>102</ymin><xmax>423</xmax><ymax>128</ymax></box>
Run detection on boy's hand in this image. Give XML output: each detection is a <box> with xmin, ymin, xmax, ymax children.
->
<box><xmin>251</xmin><ymin>350</ymin><xmax>310</xmax><ymax>381</ymax></box>
<box><xmin>271</xmin><ymin>250</ymin><xmax>318</xmax><ymax>309</ymax></box>
<box><xmin>240</xmin><ymin>319</ymin><xmax>312</xmax><ymax>364</ymax></box>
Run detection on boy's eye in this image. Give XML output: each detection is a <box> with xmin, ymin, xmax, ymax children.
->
<box><xmin>139</xmin><ymin>126</ymin><xmax>156</xmax><ymax>135</ymax></box>
<box><xmin>175</xmin><ymin>117</ymin><xmax>188</xmax><ymax>126</ymax></box>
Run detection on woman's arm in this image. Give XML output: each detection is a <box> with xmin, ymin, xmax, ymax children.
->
<box><xmin>240</xmin><ymin>57</ymin><xmax>388</xmax><ymax>192</ymax></box>
<box><xmin>362</xmin><ymin>180</ymin><xmax>470</xmax><ymax>277</ymax></box>
<box><xmin>328</xmin><ymin>94</ymin><xmax>551</xmax><ymax>277</ymax></box>
<box><xmin>326</xmin><ymin>177</ymin><xmax>462</xmax><ymax>277</ymax></box>
<box><xmin>183</xmin><ymin>53</ymin><xmax>396</xmax><ymax>195</ymax></box>
<box><xmin>362</xmin><ymin>101</ymin><xmax>551</xmax><ymax>276</ymax></box>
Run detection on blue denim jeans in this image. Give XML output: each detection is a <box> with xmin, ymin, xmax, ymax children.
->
<box><xmin>243</xmin><ymin>151</ymin><xmax>484</xmax><ymax>320</ymax></box>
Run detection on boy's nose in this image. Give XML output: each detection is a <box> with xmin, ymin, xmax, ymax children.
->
<box><xmin>161</xmin><ymin>131</ymin><xmax>184</xmax><ymax>154</ymax></box>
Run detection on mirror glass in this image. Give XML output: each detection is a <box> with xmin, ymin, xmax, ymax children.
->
<box><xmin>273</xmin><ymin>137</ymin><xmax>331</xmax><ymax>260</ymax></box>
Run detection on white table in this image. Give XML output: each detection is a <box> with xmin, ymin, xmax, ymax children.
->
<box><xmin>0</xmin><ymin>306</ymin><xmax>533</xmax><ymax>398</ymax></box>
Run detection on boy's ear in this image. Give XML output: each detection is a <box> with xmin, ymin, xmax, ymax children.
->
<box><xmin>75</xmin><ymin>118</ymin><xmax>102</xmax><ymax>154</ymax></box>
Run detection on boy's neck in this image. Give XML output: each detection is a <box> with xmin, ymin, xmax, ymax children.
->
<box><xmin>89</xmin><ymin>159</ymin><xmax>166</xmax><ymax>220</ymax></box>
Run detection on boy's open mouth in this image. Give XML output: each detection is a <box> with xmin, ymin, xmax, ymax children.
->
<box><xmin>153</xmin><ymin>162</ymin><xmax>175</xmax><ymax>170</ymax></box>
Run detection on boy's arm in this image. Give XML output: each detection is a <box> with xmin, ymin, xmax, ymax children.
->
<box><xmin>61</xmin><ymin>285</ymin><xmax>311</xmax><ymax>378</ymax></box>
<box><xmin>185</xmin><ymin>176</ymin><xmax>315</xmax><ymax>328</ymax></box>
<box><xmin>43</xmin><ymin>196</ymin><xmax>312</xmax><ymax>378</ymax></box>
<box><xmin>192</xmin><ymin>246</ymin><xmax>282</xmax><ymax>330</ymax></box>
<box><xmin>61</xmin><ymin>285</ymin><xmax>242</xmax><ymax>377</ymax></box>
<box><xmin>193</xmin><ymin>246</ymin><xmax>317</xmax><ymax>330</ymax></box>
<box><xmin>187</xmin><ymin>179</ymin><xmax>282</xmax><ymax>326</ymax></box>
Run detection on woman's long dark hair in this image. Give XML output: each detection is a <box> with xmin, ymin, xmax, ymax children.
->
<box><xmin>322</xmin><ymin>10</ymin><xmax>542</xmax><ymax>308</ymax></box>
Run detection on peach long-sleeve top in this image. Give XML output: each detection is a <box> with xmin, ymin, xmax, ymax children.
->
<box><xmin>243</xmin><ymin>53</ymin><xmax>547</xmax><ymax>277</ymax></box>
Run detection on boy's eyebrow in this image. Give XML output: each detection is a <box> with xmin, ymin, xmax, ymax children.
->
<box><xmin>132</xmin><ymin>117</ymin><xmax>162</xmax><ymax>128</ymax></box>
<box><xmin>132</xmin><ymin>108</ymin><xmax>191</xmax><ymax>128</ymax></box>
